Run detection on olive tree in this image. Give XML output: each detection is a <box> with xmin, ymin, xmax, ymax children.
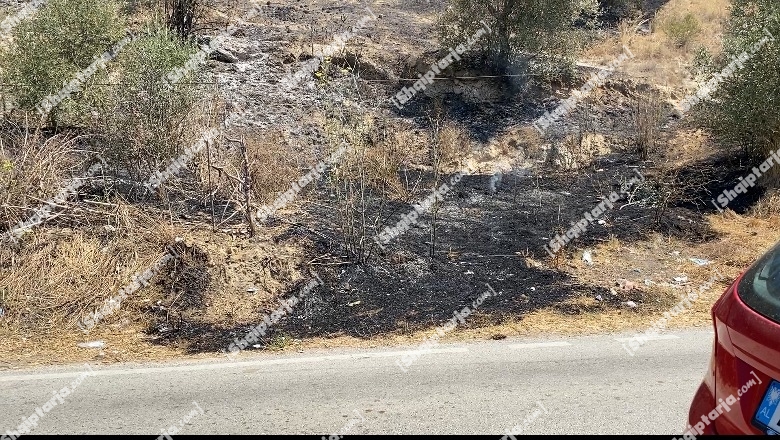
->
<box><xmin>701</xmin><ymin>0</ymin><xmax>780</xmax><ymax>170</ymax></box>
<box><xmin>439</xmin><ymin>0</ymin><xmax>599</xmax><ymax>74</ymax></box>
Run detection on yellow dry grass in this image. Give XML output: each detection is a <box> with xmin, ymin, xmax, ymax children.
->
<box><xmin>0</xmin><ymin>202</ymin><xmax>176</xmax><ymax>332</ymax></box>
<box><xmin>585</xmin><ymin>0</ymin><xmax>731</xmax><ymax>87</ymax></box>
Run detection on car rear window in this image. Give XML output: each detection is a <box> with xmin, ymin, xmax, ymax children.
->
<box><xmin>738</xmin><ymin>242</ymin><xmax>780</xmax><ymax>324</ymax></box>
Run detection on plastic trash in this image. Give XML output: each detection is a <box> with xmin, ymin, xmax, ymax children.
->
<box><xmin>582</xmin><ymin>250</ymin><xmax>593</xmax><ymax>266</ymax></box>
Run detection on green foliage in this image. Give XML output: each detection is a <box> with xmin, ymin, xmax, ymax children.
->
<box><xmin>528</xmin><ymin>53</ymin><xmax>578</xmax><ymax>85</ymax></box>
<box><xmin>0</xmin><ymin>0</ymin><xmax>124</xmax><ymax>115</ymax></box>
<box><xmin>691</xmin><ymin>46</ymin><xmax>714</xmax><ymax>79</ymax></box>
<box><xmin>439</xmin><ymin>0</ymin><xmax>599</xmax><ymax>73</ymax></box>
<box><xmin>661</xmin><ymin>13</ymin><xmax>702</xmax><ymax>48</ymax></box>
<box><xmin>701</xmin><ymin>0</ymin><xmax>780</xmax><ymax>165</ymax></box>
<box><xmin>92</xmin><ymin>27</ymin><xmax>201</xmax><ymax>176</ymax></box>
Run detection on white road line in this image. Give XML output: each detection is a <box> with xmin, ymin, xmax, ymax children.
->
<box><xmin>510</xmin><ymin>342</ymin><xmax>572</xmax><ymax>349</ymax></box>
<box><xmin>614</xmin><ymin>335</ymin><xmax>681</xmax><ymax>343</ymax></box>
<box><xmin>0</xmin><ymin>347</ymin><xmax>469</xmax><ymax>382</ymax></box>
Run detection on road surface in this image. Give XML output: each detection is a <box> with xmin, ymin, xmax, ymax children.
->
<box><xmin>0</xmin><ymin>329</ymin><xmax>713</xmax><ymax>435</ymax></box>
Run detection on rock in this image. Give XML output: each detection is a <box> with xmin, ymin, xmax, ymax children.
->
<box><xmin>616</xmin><ymin>279</ymin><xmax>637</xmax><ymax>291</ymax></box>
<box><xmin>623</xmin><ymin>300</ymin><xmax>638</xmax><ymax>308</ymax></box>
<box><xmin>103</xmin><ymin>224</ymin><xmax>116</xmax><ymax>232</ymax></box>
<box><xmin>211</xmin><ymin>48</ymin><xmax>239</xmax><ymax>63</ymax></box>
<box><xmin>78</xmin><ymin>340</ymin><xmax>105</xmax><ymax>349</ymax></box>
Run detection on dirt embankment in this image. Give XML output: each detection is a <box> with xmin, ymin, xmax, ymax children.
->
<box><xmin>1</xmin><ymin>0</ymin><xmax>777</xmax><ymax>368</ymax></box>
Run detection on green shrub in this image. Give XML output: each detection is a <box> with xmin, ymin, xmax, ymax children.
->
<box><xmin>691</xmin><ymin>46</ymin><xmax>714</xmax><ymax>79</ymax></box>
<box><xmin>0</xmin><ymin>0</ymin><xmax>124</xmax><ymax>119</ymax></box>
<box><xmin>438</xmin><ymin>0</ymin><xmax>598</xmax><ymax>73</ymax></box>
<box><xmin>661</xmin><ymin>13</ymin><xmax>702</xmax><ymax>48</ymax></box>
<box><xmin>92</xmin><ymin>27</ymin><xmax>201</xmax><ymax>177</ymax></box>
<box><xmin>700</xmin><ymin>0</ymin><xmax>780</xmax><ymax>178</ymax></box>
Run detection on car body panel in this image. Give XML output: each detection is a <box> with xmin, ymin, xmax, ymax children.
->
<box><xmin>687</xmin><ymin>250</ymin><xmax>780</xmax><ymax>436</ymax></box>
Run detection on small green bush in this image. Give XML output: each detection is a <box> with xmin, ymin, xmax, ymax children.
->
<box><xmin>92</xmin><ymin>27</ymin><xmax>201</xmax><ymax>177</ymax></box>
<box><xmin>662</xmin><ymin>13</ymin><xmax>702</xmax><ymax>48</ymax></box>
<box><xmin>0</xmin><ymin>0</ymin><xmax>124</xmax><ymax>119</ymax></box>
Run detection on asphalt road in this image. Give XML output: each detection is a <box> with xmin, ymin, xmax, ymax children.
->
<box><xmin>0</xmin><ymin>329</ymin><xmax>713</xmax><ymax>435</ymax></box>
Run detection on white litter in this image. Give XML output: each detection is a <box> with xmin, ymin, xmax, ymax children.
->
<box><xmin>78</xmin><ymin>341</ymin><xmax>105</xmax><ymax>349</ymax></box>
<box><xmin>582</xmin><ymin>250</ymin><xmax>593</xmax><ymax>266</ymax></box>
<box><xmin>624</xmin><ymin>301</ymin><xmax>638</xmax><ymax>308</ymax></box>
<box><xmin>674</xmin><ymin>276</ymin><xmax>689</xmax><ymax>284</ymax></box>
<box><xmin>689</xmin><ymin>258</ymin><xmax>712</xmax><ymax>266</ymax></box>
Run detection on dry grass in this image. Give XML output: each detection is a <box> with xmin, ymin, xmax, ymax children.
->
<box><xmin>328</xmin><ymin>113</ymin><xmax>430</xmax><ymax>201</ymax></box>
<box><xmin>633</xmin><ymin>90</ymin><xmax>664</xmax><ymax>159</ymax></box>
<box><xmin>542</xmin><ymin>210</ymin><xmax>780</xmax><ymax>333</ymax></box>
<box><xmin>0</xmin><ymin>203</ymin><xmax>175</xmax><ymax>331</ymax></box>
<box><xmin>749</xmin><ymin>190</ymin><xmax>780</xmax><ymax>219</ymax></box>
<box><xmin>0</xmin><ymin>124</ymin><xmax>85</xmax><ymax>233</ymax></box>
<box><xmin>584</xmin><ymin>0</ymin><xmax>731</xmax><ymax>87</ymax></box>
<box><xmin>244</xmin><ymin>130</ymin><xmax>309</xmax><ymax>205</ymax></box>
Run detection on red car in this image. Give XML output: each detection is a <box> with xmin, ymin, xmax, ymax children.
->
<box><xmin>686</xmin><ymin>242</ymin><xmax>780</xmax><ymax>436</ymax></box>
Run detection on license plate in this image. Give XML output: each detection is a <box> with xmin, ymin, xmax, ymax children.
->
<box><xmin>754</xmin><ymin>380</ymin><xmax>780</xmax><ymax>435</ymax></box>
